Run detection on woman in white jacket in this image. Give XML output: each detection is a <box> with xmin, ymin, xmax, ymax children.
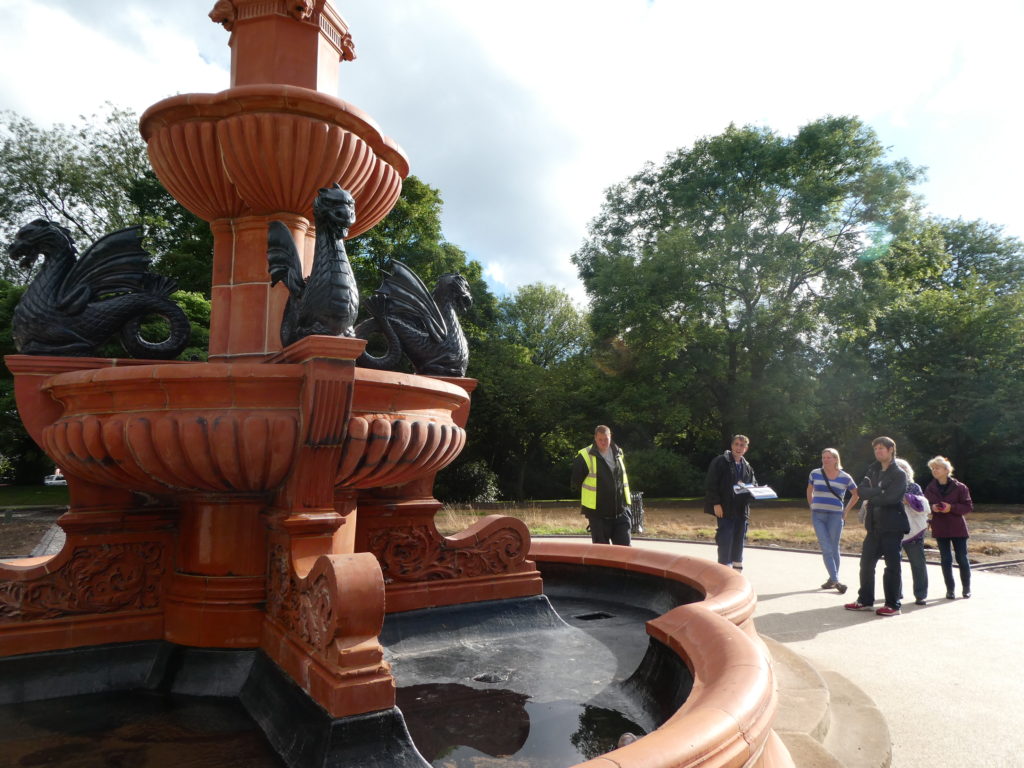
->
<box><xmin>895</xmin><ymin>458</ymin><xmax>929</xmax><ymax>605</ymax></box>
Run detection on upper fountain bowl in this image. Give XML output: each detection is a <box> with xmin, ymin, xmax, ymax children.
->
<box><xmin>140</xmin><ymin>85</ymin><xmax>410</xmax><ymax>236</ymax></box>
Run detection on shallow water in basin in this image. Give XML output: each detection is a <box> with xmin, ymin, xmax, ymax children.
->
<box><xmin>397</xmin><ymin>682</ymin><xmax>646</xmax><ymax>767</ymax></box>
<box><xmin>0</xmin><ymin>690</ymin><xmax>283</xmax><ymax>767</ymax></box>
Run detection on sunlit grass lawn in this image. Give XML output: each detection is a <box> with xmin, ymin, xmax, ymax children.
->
<box><xmin>0</xmin><ymin>485</ymin><xmax>69</xmax><ymax>507</ymax></box>
<box><xmin>437</xmin><ymin>502</ymin><xmax>822</xmax><ymax>547</ymax></box>
<box><xmin>438</xmin><ymin>501</ymin><xmax>1024</xmax><ymax>563</ymax></box>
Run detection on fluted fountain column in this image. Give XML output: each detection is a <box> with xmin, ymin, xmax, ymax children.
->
<box><xmin>141</xmin><ymin>0</ymin><xmax>408</xmax><ymax>360</ymax></box>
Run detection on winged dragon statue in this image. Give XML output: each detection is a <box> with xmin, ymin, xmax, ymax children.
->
<box><xmin>267</xmin><ymin>184</ymin><xmax>360</xmax><ymax>346</ymax></box>
<box><xmin>355</xmin><ymin>261</ymin><xmax>472</xmax><ymax>377</ymax></box>
<box><xmin>9</xmin><ymin>219</ymin><xmax>190</xmax><ymax>359</ymax></box>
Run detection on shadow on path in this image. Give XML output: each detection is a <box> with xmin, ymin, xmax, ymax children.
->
<box><xmin>756</xmin><ymin>599</ymin><xmax>960</xmax><ymax>642</ymax></box>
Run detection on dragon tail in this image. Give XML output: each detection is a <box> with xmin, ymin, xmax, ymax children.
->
<box><xmin>141</xmin><ymin>273</ymin><xmax>179</xmax><ymax>298</ymax></box>
<box><xmin>118</xmin><ymin>294</ymin><xmax>192</xmax><ymax>360</ymax></box>
<box><xmin>355</xmin><ymin>294</ymin><xmax>403</xmax><ymax>370</ymax></box>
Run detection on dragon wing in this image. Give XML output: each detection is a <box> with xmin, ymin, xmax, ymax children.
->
<box><xmin>267</xmin><ymin>220</ymin><xmax>305</xmax><ymax>297</ymax></box>
<box><xmin>57</xmin><ymin>227</ymin><xmax>153</xmax><ymax>313</ymax></box>
<box><xmin>376</xmin><ymin>261</ymin><xmax>447</xmax><ymax>343</ymax></box>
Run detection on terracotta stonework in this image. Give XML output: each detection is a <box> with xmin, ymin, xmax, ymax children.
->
<box><xmin>0</xmin><ymin>3</ymin><xmax>798</xmax><ymax>765</ymax></box>
<box><xmin>215</xmin><ymin>0</ymin><xmax>357</xmax><ymax>93</ymax></box>
<box><xmin>0</xmin><ymin>542</ymin><xmax>164</xmax><ymax>622</ymax></box>
<box><xmin>141</xmin><ymin>86</ymin><xmax>408</xmax><ymax>360</ymax></box>
<box><xmin>142</xmin><ymin>4</ymin><xmax>406</xmax><ymax>361</ymax></box>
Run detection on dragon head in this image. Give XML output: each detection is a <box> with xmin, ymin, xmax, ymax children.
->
<box><xmin>8</xmin><ymin>219</ymin><xmax>76</xmax><ymax>269</ymax></box>
<box><xmin>313</xmin><ymin>184</ymin><xmax>356</xmax><ymax>236</ymax></box>
<box><xmin>435</xmin><ymin>273</ymin><xmax>473</xmax><ymax>313</ymax></box>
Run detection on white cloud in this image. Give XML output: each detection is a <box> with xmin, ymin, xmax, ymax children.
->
<box><xmin>0</xmin><ymin>0</ymin><xmax>1021</xmax><ymax>308</ymax></box>
<box><xmin>0</xmin><ymin>1</ymin><xmax>227</xmax><ymax>125</ymax></box>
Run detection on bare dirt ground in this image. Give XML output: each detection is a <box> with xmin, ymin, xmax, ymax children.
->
<box><xmin>4</xmin><ymin>502</ymin><xmax>1024</xmax><ymax>576</ymax></box>
<box><xmin>0</xmin><ymin>508</ymin><xmax>61</xmax><ymax>559</ymax></box>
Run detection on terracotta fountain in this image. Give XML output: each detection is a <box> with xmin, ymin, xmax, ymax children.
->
<box><xmin>1</xmin><ymin>0</ymin><xmax>538</xmax><ymax>743</ymax></box>
<box><xmin>0</xmin><ymin>3</ymin><xmax>794</xmax><ymax>767</ymax></box>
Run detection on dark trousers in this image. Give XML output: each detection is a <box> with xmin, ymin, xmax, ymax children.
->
<box><xmin>715</xmin><ymin>515</ymin><xmax>748</xmax><ymax>565</ymax></box>
<box><xmin>588</xmin><ymin>513</ymin><xmax>631</xmax><ymax>546</ymax></box>
<box><xmin>936</xmin><ymin>536</ymin><xmax>971</xmax><ymax>593</ymax></box>
<box><xmin>857</xmin><ymin>529</ymin><xmax>903</xmax><ymax>609</ymax></box>
<box><xmin>901</xmin><ymin>537</ymin><xmax>928</xmax><ymax>600</ymax></box>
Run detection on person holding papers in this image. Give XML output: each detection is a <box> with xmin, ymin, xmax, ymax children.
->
<box><xmin>704</xmin><ymin>434</ymin><xmax>757</xmax><ymax>570</ymax></box>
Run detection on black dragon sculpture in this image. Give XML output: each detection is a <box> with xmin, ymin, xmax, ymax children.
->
<box><xmin>9</xmin><ymin>219</ymin><xmax>190</xmax><ymax>359</ymax></box>
<box><xmin>355</xmin><ymin>261</ymin><xmax>472</xmax><ymax>377</ymax></box>
<box><xmin>267</xmin><ymin>184</ymin><xmax>360</xmax><ymax>347</ymax></box>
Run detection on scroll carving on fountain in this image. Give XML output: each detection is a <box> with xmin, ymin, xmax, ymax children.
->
<box><xmin>0</xmin><ymin>542</ymin><xmax>165</xmax><ymax>622</ymax></box>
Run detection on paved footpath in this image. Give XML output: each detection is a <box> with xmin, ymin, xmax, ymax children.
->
<box><xmin>622</xmin><ymin>538</ymin><xmax>1024</xmax><ymax>768</ymax></box>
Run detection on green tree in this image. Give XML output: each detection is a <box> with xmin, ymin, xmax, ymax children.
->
<box><xmin>347</xmin><ymin>175</ymin><xmax>496</xmax><ymax>336</ymax></box>
<box><xmin>573</xmin><ymin>116</ymin><xmax>926</xmax><ymax>494</ymax></box>
<box><xmin>465</xmin><ymin>284</ymin><xmax>595</xmax><ymax>500</ymax></box>
<box><xmin>866</xmin><ymin>220</ymin><xmax>1024</xmax><ymax>499</ymax></box>
<box><xmin>0</xmin><ymin>106</ymin><xmax>213</xmax><ymax>293</ymax></box>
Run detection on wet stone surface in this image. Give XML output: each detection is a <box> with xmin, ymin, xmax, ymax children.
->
<box><xmin>0</xmin><ymin>690</ymin><xmax>283</xmax><ymax>767</ymax></box>
<box><xmin>397</xmin><ymin>683</ymin><xmax>645</xmax><ymax>767</ymax></box>
<box><xmin>388</xmin><ymin>594</ymin><xmax>658</xmax><ymax>767</ymax></box>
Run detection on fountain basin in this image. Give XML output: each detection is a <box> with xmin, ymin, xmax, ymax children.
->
<box><xmin>528</xmin><ymin>541</ymin><xmax>791</xmax><ymax>768</ymax></box>
<box><xmin>0</xmin><ymin>539</ymin><xmax>792</xmax><ymax>767</ymax></box>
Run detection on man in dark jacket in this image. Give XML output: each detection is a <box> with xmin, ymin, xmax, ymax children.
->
<box><xmin>844</xmin><ymin>436</ymin><xmax>910</xmax><ymax>616</ymax></box>
<box><xmin>704</xmin><ymin>435</ymin><xmax>756</xmax><ymax>569</ymax></box>
<box><xmin>570</xmin><ymin>425</ymin><xmax>632</xmax><ymax>545</ymax></box>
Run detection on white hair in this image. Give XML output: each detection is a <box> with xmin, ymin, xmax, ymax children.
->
<box><xmin>895</xmin><ymin>457</ymin><xmax>914</xmax><ymax>482</ymax></box>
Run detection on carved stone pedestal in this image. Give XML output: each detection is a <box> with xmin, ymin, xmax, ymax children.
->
<box><xmin>357</xmin><ymin>496</ymin><xmax>542</xmax><ymax>614</ymax></box>
<box><xmin>353</xmin><ymin>377</ymin><xmax>543</xmax><ymax>613</ymax></box>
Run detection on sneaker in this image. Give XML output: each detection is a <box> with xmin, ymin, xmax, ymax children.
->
<box><xmin>915</xmin><ymin>598</ymin><xmax>927</xmax><ymax>605</ymax></box>
<box><xmin>946</xmin><ymin>592</ymin><xmax>956</xmax><ymax>600</ymax></box>
<box><xmin>876</xmin><ymin>606</ymin><xmax>901</xmax><ymax>617</ymax></box>
<box><xmin>963</xmin><ymin>591</ymin><xmax>971</xmax><ymax>599</ymax></box>
<box><xmin>835</xmin><ymin>582</ymin><xmax>848</xmax><ymax>595</ymax></box>
<box><xmin>844</xmin><ymin>601</ymin><xmax>871</xmax><ymax>611</ymax></box>
<box><xmin>821</xmin><ymin>579</ymin><xmax>837</xmax><ymax>589</ymax></box>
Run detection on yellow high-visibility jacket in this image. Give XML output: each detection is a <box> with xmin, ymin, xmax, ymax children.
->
<box><xmin>578</xmin><ymin>446</ymin><xmax>631</xmax><ymax>512</ymax></box>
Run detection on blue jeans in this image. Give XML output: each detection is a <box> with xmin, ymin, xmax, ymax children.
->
<box><xmin>936</xmin><ymin>536</ymin><xmax>970</xmax><ymax>593</ymax></box>
<box><xmin>902</xmin><ymin>537</ymin><xmax>928</xmax><ymax>600</ymax></box>
<box><xmin>715</xmin><ymin>515</ymin><xmax>748</xmax><ymax>565</ymax></box>
<box><xmin>812</xmin><ymin>511</ymin><xmax>845</xmax><ymax>582</ymax></box>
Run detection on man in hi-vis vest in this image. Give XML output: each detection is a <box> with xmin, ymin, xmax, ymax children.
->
<box><xmin>570</xmin><ymin>425</ymin><xmax>632</xmax><ymax>546</ymax></box>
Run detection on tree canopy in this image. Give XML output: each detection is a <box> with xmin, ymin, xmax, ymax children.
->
<box><xmin>1</xmin><ymin>106</ymin><xmax>1022</xmax><ymax>502</ymax></box>
<box><xmin>572</xmin><ymin>116</ymin><xmax>1024</xmax><ymax>499</ymax></box>
<box><xmin>0</xmin><ymin>106</ymin><xmax>213</xmax><ymax>293</ymax></box>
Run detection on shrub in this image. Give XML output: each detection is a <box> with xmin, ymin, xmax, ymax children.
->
<box><xmin>626</xmin><ymin>447</ymin><xmax>703</xmax><ymax>497</ymax></box>
<box><xmin>435</xmin><ymin>459</ymin><xmax>500</xmax><ymax>503</ymax></box>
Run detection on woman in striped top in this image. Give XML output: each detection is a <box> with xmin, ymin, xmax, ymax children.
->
<box><xmin>807</xmin><ymin>448</ymin><xmax>860</xmax><ymax>593</ymax></box>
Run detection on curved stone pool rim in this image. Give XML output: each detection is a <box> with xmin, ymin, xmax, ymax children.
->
<box><xmin>530</xmin><ymin>540</ymin><xmax>795</xmax><ymax>768</ymax></box>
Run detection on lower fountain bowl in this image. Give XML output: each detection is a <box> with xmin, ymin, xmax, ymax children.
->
<box><xmin>33</xmin><ymin>361</ymin><xmax>469</xmax><ymax>496</ymax></box>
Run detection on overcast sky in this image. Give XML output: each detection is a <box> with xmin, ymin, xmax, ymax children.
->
<box><xmin>1</xmin><ymin>0</ymin><xmax>1021</xmax><ymax>302</ymax></box>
